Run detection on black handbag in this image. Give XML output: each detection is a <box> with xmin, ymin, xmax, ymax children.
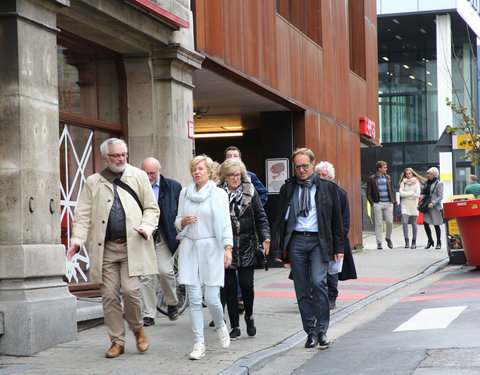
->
<box><xmin>417</xmin><ymin>195</ymin><xmax>431</xmax><ymax>213</ymax></box>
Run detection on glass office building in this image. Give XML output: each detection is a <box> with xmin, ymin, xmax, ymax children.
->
<box><xmin>363</xmin><ymin>2</ymin><xmax>480</xmax><ymax>197</ymax></box>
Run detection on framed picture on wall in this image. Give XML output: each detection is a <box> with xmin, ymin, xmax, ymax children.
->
<box><xmin>265</xmin><ymin>158</ymin><xmax>289</xmax><ymax>194</ymax></box>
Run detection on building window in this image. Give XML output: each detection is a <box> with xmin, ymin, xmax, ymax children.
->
<box><xmin>277</xmin><ymin>0</ymin><xmax>322</xmax><ymax>46</ymax></box>
<box><xmin>348</xmin><ymin>0</ymin><xmax>366</xmax><ymax>79</ymax></box>
<box><xmin>58</xmin><ymin>33</ymin><xmax>126</xmax><ymax>287</ymax></box>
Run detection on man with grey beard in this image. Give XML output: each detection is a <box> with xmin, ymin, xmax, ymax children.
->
<box><xmin>67</xmin><ymin>138</ymin><xmax>159</xmax><ymax>358</ymax></box>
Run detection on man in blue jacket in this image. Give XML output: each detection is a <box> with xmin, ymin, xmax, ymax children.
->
<box><xmin>140</xmin><ymin>157</ymin><xmax>182</xmax><ymax>325</ymax></box>
<box><xmin>224</xmin><ymin>146</ymin><xmax>268</xmax><ymax>206</ymax></box>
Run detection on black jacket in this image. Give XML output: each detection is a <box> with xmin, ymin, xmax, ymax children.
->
<box><xmin>337</xmin><ymin>186</ymin><xmax>357</xmax><ymax>280</ymax></box>
<box><xmin>156</xmin><ymin>175</ymin><xmax>182</xmax><ymax>254</ymax></box>
<box><xmin>272</xmin><ymin>175</ymin><xmax>344</xmax><ymax>262</ymax></box>
<box><xmin>226</xmin><ymin>180</ymin><xmax>270</xmax><ymax>269</ymax></box>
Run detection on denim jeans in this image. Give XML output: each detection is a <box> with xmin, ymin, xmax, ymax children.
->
<box><xmin>187</xmin><ymin>283</ymin><xmax>225</xmax><ymax>343</ymax></box>
<box><xmin>289</xmin><ymin>232</ymin><xmax>329</xmax><ymax>335</ymax></box>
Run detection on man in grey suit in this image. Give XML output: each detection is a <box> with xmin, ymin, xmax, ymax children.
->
<box><xmin>272</xmin><ymin>148</ymin><xmax>344</xmax><ymax>349</ymax></box>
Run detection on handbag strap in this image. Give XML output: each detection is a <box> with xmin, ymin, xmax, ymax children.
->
<box><xmin>113</xmin><ymin>178</ymin><xmax>143</xmax><ymax>212</ymax></box>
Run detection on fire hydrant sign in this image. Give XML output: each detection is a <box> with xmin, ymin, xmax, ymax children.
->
<box><xmin>265</xmin><ymin>158</ymin><xmax>289</xmax><ymax>194</ymax></box>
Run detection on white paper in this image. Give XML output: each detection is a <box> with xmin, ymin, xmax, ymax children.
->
<box><xmin>328</xmin><ymin>258</ymin><xmax>344</xmax><ymax>274</ymax></box>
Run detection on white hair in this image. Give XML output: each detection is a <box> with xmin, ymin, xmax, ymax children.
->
<box><xmin>315</xmin><ymin>161</ymin><xmax>335</xmax><ymax>179</ymax></box>
<box><xmin>427</xmin><ymin>167</ymin><xmax>439</xmax><ymax>177</ymax></box>
<box><xmin>100</xmin><ymin>138</ymin><xmax>128</xmax><ymax>156</ymax></box>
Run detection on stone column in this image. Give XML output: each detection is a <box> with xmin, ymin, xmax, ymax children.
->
<box><xmin>436</xmin><ymin>14</ymin><xmax>453</xmax><ymax>200</ymax></box>
<box><xmin>127</xmin><ymin>44</ymin><xmax>203</xmax><ymax>185</ymax></box>
<box><xmin>0</xmin><ymin>0</ymin><xmax>76</xmax><ymax>355</ymax></box>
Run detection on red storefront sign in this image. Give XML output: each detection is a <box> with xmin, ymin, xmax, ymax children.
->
<box><xmin>360</xmin><ymin>116</ymin><xmax>375</xmax><ymax>139</ymax></box>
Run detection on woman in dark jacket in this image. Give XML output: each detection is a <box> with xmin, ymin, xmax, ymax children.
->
<box><xmin>219</xmin><ymin>159</ymin><xmax>270</xmax><ymax>340</ymax></box>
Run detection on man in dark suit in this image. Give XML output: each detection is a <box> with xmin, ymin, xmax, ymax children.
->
<box><xmin>140</xmin><ymin>157</ymin><xmax>182</xmax><ymax>325</ymax></box>
<box><xmin>272</xmin><ymin>148</ymin><xmax>344</xmax><ymax>349</ymax></box>
<box><xmin>315</xmin><ymin>161</ymin><xmax>357</xmax><ymax>310</ymax></box>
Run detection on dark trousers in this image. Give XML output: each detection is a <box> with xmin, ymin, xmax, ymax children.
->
<box><xmin>224</xmin><ymin>266</ymin><xmax>255</xmax><ymax>328</ymax></box>
<box><xmin>327</xmin><ymin>273</ymin><xmax>339</xmax><ymax>301</ymax></box>
<box><xmin>424</xmin><ymin>224</ymin><xmax>441</xmax><ymax>243</ymax></box>
<box><xmin>289</xmin><ymin>232</ymin><xmax>329</xmax><ymax>335</ymax></box>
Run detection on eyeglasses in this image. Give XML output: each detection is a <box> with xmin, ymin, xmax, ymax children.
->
<box><xmin>107</xmin><ymin>153</ymin><xmax>127</xmax><ymax>159</ymax></box>
<box><xmin>146</xmin><ymin>171</ymin><xmax>158</xmax><ymax>176</ymax></box>
<box><xmin>294</xmin><ymin>164</ymin><xmax>311</xmax><ymax>170</ymax></box>
<box><xmin>227</xmin><ymin>173</ymin><xmax>242</xmax><ymax>179</ymax></box>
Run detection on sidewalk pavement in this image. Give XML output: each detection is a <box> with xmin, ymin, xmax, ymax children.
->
<box><xmin>0</xmin><ymin>225</ymin><xmax>450</xmax><ymax>375</ymax></box>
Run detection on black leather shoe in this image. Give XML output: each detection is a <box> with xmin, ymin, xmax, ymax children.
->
<box><xmin>167</xmin><ymin>305</ymin><xmax>179</xmax><ymax>321</ymax></box>
<box><xmin>410</xmin><ymin>240</ymin><xmax>416</xmax><ymax>249</ymax></box>
<box><xmin>318</xmin><ymin>333</ymin><xmax>330</xmax><ymax>349</ymax></box>
<box><xmin>405</xmin><ymin>238</ymin><xmax>409</xmax><ymax>249</ymax></box>
<box><xmin>435</xmin><ymin>241</ymin><xmax>442</xmax><ymax>249</ymax></box>
<box><xmin>386</xmin><ymin>238</ymin><xmax>393</xmax><ymax>249</ymax></box>
<box><xmin>425</xmin><ymin>241</ymin><xmax>433</xmax><ymax>249</ymax></box>
<box><xmin>377</xmin><ymin>243</ymin><xmax>383</xmax><ymax>250</ymax></box>
<box><xmin>143</xmin><ymin>317</ymin><xmax>155</xmax><ymax>326</ymax></box>
<box><xmin>305</xmin><ymin>334</ymin><xmax>318</xmax><ymax>348</ymax></box>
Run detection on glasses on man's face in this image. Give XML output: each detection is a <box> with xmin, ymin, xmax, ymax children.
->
<box><xmin>107</xmin><ymin>153</ymin><xmax>127</xmax><ymax>159</ymax></box>
<box><xmin>146</xmin><ymin>171</ymin><xmax>158</xmax><ymax>176</ymax></box>
<box><xmin>294</xmin><ymin>164</ymin><xmax>311</xmax><ymax>171</ymax></box>
<box><xmin>227</xmin><ymin>173</ymin><xmax>242</xmax><ymax>179</ymax></box>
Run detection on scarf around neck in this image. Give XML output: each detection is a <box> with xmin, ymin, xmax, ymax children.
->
<box><xmin>403</xmin><ymin>177</ymin><xmax>418</xmax><ymax>186</ymax></box>
<box><xmin>296</xmin><ymin>175</ymin><xmax>315</xmax><ymax>217</ymax></box>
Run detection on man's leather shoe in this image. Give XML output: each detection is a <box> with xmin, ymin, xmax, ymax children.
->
<box><xmin>377</xmin><ymin>243</ymin><xmax>383</xmax><ymax>250</ymax></box>
<box><xmin>329</xmin><ymin>299</ymin><xmax>336</xmax><ymax>310</ymax></box>
<box><xmin>318</xmin><ymin>333</ymin><xmax>330</xmax><ymax>349</ymax></box>
<box><xmin>167</xmin><ymin>305</ymin><xmax>179</xmax><ymax>321</ymax></box>
<box><xmin>134</xmin><ymin>328</ymin><xmax>149</xmax><ymax>352</ymax></box>
<box><xmin>143</xmin><ymin>317</ymin><xmax>155</xmax><ymax>326</ymax></box>
<box><xmin>386</xmin><ymin>239</ymin><xmax>393</xmax><ymax>249</ymax></box>
<box><xmin>105</xmin><ymin>343</ymin><xmax>124</xmax><ymax>358</ymax></box>
<box><xmin>304</xmin><ymin>334</ymin><xmax>318</xmax><ymax>348</ymax></box>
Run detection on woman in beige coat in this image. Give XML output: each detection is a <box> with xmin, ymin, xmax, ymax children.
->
<box><xmin>399</xmin><ymin>167</ymin><xmax>425</xmax><ymax>249</ymax></box>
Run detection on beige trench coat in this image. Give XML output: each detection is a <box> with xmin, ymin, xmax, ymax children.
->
<box><xmin>70</xmin><ymin>163</ymin><xmax>160</xmax><ymax>283</ymax></box>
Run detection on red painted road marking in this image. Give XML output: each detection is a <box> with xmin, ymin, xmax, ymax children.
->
<box><xmin>339</xmin><ymin>284</ymin><xmax>385</xmax><ymax>291</ymax></box>
<box><xmin>401</xmin><ymin>291</ymin><xmax>480</xmax><ymax>302</ymax></box>
<box><xmin>432</xmin><ymin>278</ymin><xmax>480</xmax><ymax>285</ymax></box>
<box><xmin>255</xmin><ymin>291</ymin><xmax>370</xmax><ymax>300</ymax></box>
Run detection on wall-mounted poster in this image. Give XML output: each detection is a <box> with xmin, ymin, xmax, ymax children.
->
<box><xmin>265</xmin><ymin>158</ymin><xmax>289</xmax><ymax>194</ymax></box>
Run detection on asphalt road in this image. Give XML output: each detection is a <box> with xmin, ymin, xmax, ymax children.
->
<box><xmin>257</xmin><ymin>264</ymin><xmax>480</xmax><ymax>375</ymax></box>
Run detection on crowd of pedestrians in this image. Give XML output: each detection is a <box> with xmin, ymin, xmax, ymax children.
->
<box><xmin>67</xmin><ymin>138</ymin><xmax>467</xmax><ymax>361</ymax></box>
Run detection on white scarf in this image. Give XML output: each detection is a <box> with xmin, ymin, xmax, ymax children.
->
<box><xmin>177</xmin><ymin>180</ymin><xmax>229</xmax><ymax>251</ymax></box>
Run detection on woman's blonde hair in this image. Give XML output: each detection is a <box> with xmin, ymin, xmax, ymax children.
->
<box><xmin>190</xmin><ymin>155</ymin><xmax>214</xmax><ymax>178</ymax></box>
<box><xmin>399</xmin><ymin>167</ymin><xmax>425</xmax><ymax>185</ymax></box>
<box><xmin>219</xmin><ymin>159</ymin><xmax>248</xmax><ymax>183</ymax></box>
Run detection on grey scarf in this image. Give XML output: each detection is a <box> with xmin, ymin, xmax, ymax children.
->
<box><xmin>296</xmin><ymin>175</ymin><xmax>315</xmax><ymax>217</ymax></box>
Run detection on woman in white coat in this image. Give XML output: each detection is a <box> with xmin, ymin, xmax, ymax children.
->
<box><xmin>175</xmin><ymin>155</ymin><xmax>233</xmax><ymax>360</ymax></box>
<box><xmin>399</xmin><ymin>168</ymin><xmax>424</xmax><ymax>249</ymax></box>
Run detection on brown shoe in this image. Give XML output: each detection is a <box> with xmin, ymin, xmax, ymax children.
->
<box><xmin>134</xmin><ymin>328</ymin><xmax>149</xmax><ymax>352</ymax></box>
<box><xmin>105</xmin><ymin>343</ymin><xmax>124</xmax><ymax>358</ymax></box>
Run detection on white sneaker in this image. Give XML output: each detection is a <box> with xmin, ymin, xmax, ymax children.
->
<box><xmin>189</xmin><ymin>342</ymin><xmax>206</xmax><ymax>360</ymax></box>
<box><xmin>217</xmin><ymin>323</ymin><xmax>230</xmax><ymax>348</ymax></box>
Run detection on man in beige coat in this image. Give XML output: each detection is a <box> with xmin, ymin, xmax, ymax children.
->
<box><xmin>67</xmin><ymin>138</ymin><xmax>160</xmax><ymax>358</ymax></box>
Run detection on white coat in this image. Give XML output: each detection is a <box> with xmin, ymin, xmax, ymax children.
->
<box><xmin>70</xmin><ymin>163</ymin><xmax>160</xmax><ymax>283</ymax></box>
<box><xmin>175</xmin><ymin>181</ymin><xmax>233</xmax><ymax>287</ymax></box>
<box><xmin>399</xmin><ymin>178</ymin><xmax>421</xmax><ymax>217</ymax></box>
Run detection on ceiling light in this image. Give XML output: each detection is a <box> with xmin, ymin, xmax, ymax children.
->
<box><xmin>195</xmin><ymin>132</ymin><xmax>244</xmax><ymax>138</ymax></box>
<box><xmin>427</xmin><ymin>71</ymin><xmax>431</xmax><ymax>75</ymax></box>
<box><xmin>427</xmin><ymin>82</ymin><xmax>432</xmax><ymax>86</ymax></box>
<box><xmin>222</xmin><ymin>126</ymin><xmax>243</xmax><ymax>131</ymax></box>
<box><xmin>403</xmin><ymin>64</ymin><xmax>410</xmax><ymax>69</ymax></box>
<box><xmin>395</xmin><ymin>35</ymin><xmax>402</xmax><ymax>40</ymax></box>
<box><xmin>392</xmin><ymin>18</ymin><xmax>400</xmax><ymax>24</ymax></box>
<box><xmin>409</xmin><ymin>75</ymin><xmax>415</xmax><ymax>80</ymax></box>
<box><xmin>420</xmin><ymin>28</ymin><xmax>427</xmax><ymax>34</ymax></box>
<box><xmin>383</xmin><ymin>56</ymin><xmax>389</xmax><ymax>61</ymax></box>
